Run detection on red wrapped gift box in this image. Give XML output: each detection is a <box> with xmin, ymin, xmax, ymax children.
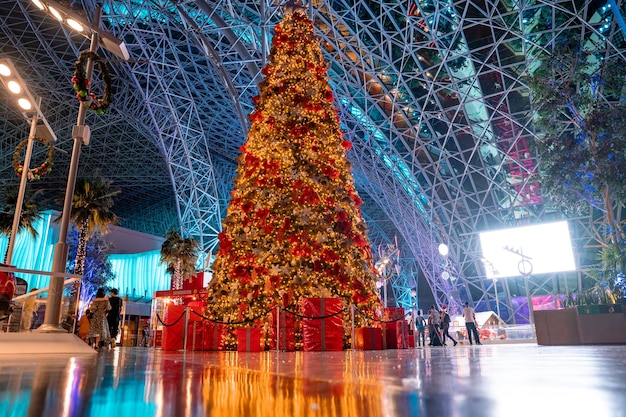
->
<box><xmin>383</xmin><ymin>320</ymin><xmax>410</xmax><ymax>349</ymax></box>
<box><xmin>236</xmin><ymin>327</ymin><xmax>262</xmax><ymax>352</ymax></box>
<box><xmin>302</xmin><ymin>297</ymin><xmax>343</xmax><ymax>351</ymax></box>
<box><xmin>354</xmin><ymin>327</ymin><xmax>383</xmax><ymax>350</ymax></box>
<box><xmin>269</xmin><ymin>308</ymin><xmax>296</xmax><ymax>351</ymax></box>
<box><xmin>182</xmin><ymin>272</ymin><xmax>207</xmax><ymax>291</ymax></box>
<box><xmin>269</xmin><ymin>327</ymin><xmax>296</xmax><ymax>351</ymax></box>
<box><xmin>162</xmin><ymin>305</ymin><xmax>186</xmax><ymax>351</ymax></box>
<box><xmin>383</xmin><ymin>307</ymin><xmax>406</xmax><ymax>321</ymax></box>
<box><xmin>162</xmin><ymin>305</ymin><xmax>206</xmax><ymax>351</ymax></box>
<box><xmin>201</xmin><ymin>322</ymin><xmax>226</xmax><ymax>351</ymax></box>
<box><xmin>186</xmin><ymin>321</ymin><xmax>204</xmax><ymax>351</ymax></box>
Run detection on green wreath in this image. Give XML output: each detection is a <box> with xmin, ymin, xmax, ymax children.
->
<box><xmin>12</xmin><ymin>137</ymin><xmax>54</xmax><ymax>180</ymax></box>
<box><xmin>72</xmin><ymin>50</ymin><xmax>112</xmax><ymax>115</ymax></box>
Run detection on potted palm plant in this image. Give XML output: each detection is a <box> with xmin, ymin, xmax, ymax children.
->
<box><xmin>528</xmin><ymin>37</ymin><xmax>626</xmax><ymax>345</ymax></box>
<box><xmin>160</xmin><ymin>229</ymin><xmax>200</xmax><ymax>290</ymax></box>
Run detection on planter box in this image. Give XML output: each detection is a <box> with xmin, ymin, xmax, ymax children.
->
<box><xmin>577</xmin><ymin>304</ymin><xmax>623</xmax><ymax>314</ymax></box>
<box><xmin>579</xmin><ymin>313</ymin><xmax>626</xmax><ymax>344</ymax></box>
<box><xmin>535</xmin><ymin>307</ymin><xmax>626</xmax><ymax>345</ymax></box>
<box><xmin>534</xmin><ymin>308</ymin><xmax>581</xmax><ymax>345</ymax></box>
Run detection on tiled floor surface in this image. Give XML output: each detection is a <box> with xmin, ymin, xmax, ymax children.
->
<box><xmin>1</xmin><ymin>343</ymin><xmax>625</xmax><ymax>417</ymax></box>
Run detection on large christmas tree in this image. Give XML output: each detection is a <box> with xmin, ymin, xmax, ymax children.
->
<box><xmin>206</xmin><ymin>5</ymin><xmax>382</xmax><ymax>349</ymax></box>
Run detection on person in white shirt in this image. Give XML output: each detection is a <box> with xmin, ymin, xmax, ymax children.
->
<box><xmin>462</xmin><ymin>302</ymin><xmax>482</xmax><ymax>345</ymax></box>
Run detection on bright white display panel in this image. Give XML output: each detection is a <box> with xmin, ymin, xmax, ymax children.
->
<box><xmin>479</xmin><ymin>221</ymin><xmax>576</xmax><ymax>279</ymax></box>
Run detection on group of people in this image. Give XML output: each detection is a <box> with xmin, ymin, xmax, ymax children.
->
<box><xmin>77</xmin><ymin>288</ymin><xmax>123</xmax><ymax>350</ymax></box>
<box><xmin>411</xmin><ymin>301</ymin><xmax>482</xmax><ymax>346</ymax></box>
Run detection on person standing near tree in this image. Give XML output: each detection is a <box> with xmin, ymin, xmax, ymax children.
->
<box><xmin>107</xmin><ymin>288</ymin><xmax>122</xmax><ymax>349</ymax></box>
<box><xmin>77</xmin><ymin>309</ymin><xmax>92</xmax><ymax>343</ymax></box>
<box><xmin>462</xmin><ymin>301</ymin><xmax>482</xmax><ymax>345</ymax></box>
<box><xmin>87</xmin><ymin>288</ymin><xmax>111</xmax><ymax>350</ymax></box>
<box><xmin>415</xmin><ymin>310</ymin><xmax>426</xmax><ymax>347</ymax></box>
<box><xmin>440</xmin><ymin>306</ymin><xmax>457</xmax><ymax>346</ymax></box>
<box><xmin>428</xmin><ymin>306</ymin><xmax>442</xmax><ymax>346</ymax></box>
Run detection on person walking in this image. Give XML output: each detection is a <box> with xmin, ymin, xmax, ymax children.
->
<box><xmin>440</xmin><ymin>306</ymin><xmax>457</xmax><ymax>346</ymax></box>
<box><xmin>86</xmin><ymin>288</ymin><xmax>111</xmax><ymax>350</ymax></box>
<box><xmin>428</xmin><ymin>306</ymin><xmax>442</xmax><ymax>346</ymax></box>
<box><xmin>140</xmin><ymin>321</ymin><xmax>151</xmax><ymax>347</ymax></box>
<box><xmin>415</xmin><ymin>310</ymin><xmax>426</xmax><ymax>347</ymax></box>
<box><xmin>462</xmin><ymin>301</ymin><xmax>481</xmax><ymax>345</ymax></box>
<box><xmin>107</xmin><ymin>288</ymin><xmax>123</xmax><ymax>349</ymax></box>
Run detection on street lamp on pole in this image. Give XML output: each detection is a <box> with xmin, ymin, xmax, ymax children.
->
<box><xmin>502</xmin><ymin>246</ymin><xmax>535</xmax><ymax>330</ymax></box>
<box><xmin>0</xmin><ymin>58</ymin><xmax>56</xmax><ymax>265</ymax></box>
<box><xmin>30</xmin><ymin>0</ymin><xmax>128</xmax><ymax>331</ymax></box>
<box><xmin>29</xmin><ymin>0</ymin><xmax>129</xmax><ymax>61</ymax></box>
<box><xmin>481</xmin><ymin>257</ymin><xmax>501</xmax><ymax>318</ymax></box>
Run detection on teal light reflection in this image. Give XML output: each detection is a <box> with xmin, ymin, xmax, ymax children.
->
<box><xmin>0</xmin><ymin>211</ymin><xmax>169</xmax><ymax>299</ymax></box>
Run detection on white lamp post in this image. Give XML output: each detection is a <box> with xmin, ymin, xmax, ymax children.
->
<box><xmin>0</xmin><ymin>58</ymin><xmax>56</xmax><ymax>265</ymax></box>
<box><xmin>481</xmin><ymin>257</ymin><xmax>501</xmax><ymax>318</ymax></box>
<box><xmin>31</xmin><ymin>0</ymin><xmax>128</xmax><ymax>331</ymax></box>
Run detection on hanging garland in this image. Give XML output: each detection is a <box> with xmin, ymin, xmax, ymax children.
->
<box><xmin>72</xmin><ymin>50</ymin><xmax>112</xmax><ymax>115</ymax></box>
<box><xmin>12</xmin><ymin>137</ymin><xmax>54</xmax><ymax>180</ymax></box>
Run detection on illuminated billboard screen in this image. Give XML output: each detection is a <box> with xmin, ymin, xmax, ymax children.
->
<box><xmin>479</xmin><ymin>221</ymin><xmax>576</xmax><ymax>279</ymax></box>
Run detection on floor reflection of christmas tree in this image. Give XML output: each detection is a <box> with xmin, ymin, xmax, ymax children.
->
<box><xmin>206</xmin><ymin>4</ymin><xmax>382</xmax><ymax>349</ymax></box>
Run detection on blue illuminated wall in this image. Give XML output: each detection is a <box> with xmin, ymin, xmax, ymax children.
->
<box><xmin>0</xmin><ymin>211</ymin><xmax>170</xmax><ymax>298</ymax></box>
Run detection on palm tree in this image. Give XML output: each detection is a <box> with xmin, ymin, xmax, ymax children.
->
<box><xmin>58</xmin><ymin>176</ymin><xmax>121</xmax><ymax>275</ymax></box>
<box><xmin>160</xmin><ymin>229</ymin><xmax>200</xmax><ymax>290</ymax></box>
<box><xmin>56</xmin><ymin>176</ymin><xmax>120</xmax><ymax>329</ymax></box>
<box><xmin>0</xmin><ymin>186</ymin><xmax>43</xmax><ymax>263</ymax></box>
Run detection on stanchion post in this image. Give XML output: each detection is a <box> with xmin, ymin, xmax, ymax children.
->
<box><xmin>183</xmin><ymin>306</ymin><xmax>189</xmax><ymax>352</ymax></box>
<box><xmin>275</xmin><ymin>305</ymin><xmax>280</xmax><ymax>352</ymax></box>
<box><xmin>350</xmin><ymin>304</ymin><xmax>355</xmax><ymax>351</ymax></box>
<box><xmin>192</xmin><ymin>321</ymin><xmax>197</xmax><ymax>352</ymax></box>
<box><xmin>70</xmin><ymin>279</ymin><xmax>82</xmax><ymax>335</ymax></box>
<box><xmin>411</xmin><ymin>308</ymin><xmax>416</xmax><ymax>349</ymax></box>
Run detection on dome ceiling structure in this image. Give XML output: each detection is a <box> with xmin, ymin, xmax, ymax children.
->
<box><xmin>1</xmin><ymin>0</ymin><xmax>624</xmax><ymax>321</ymax></box>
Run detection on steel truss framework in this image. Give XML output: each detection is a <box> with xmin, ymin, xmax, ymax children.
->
<box><xmin>1</xmin><ymin>0</ymin><xmax>624</xmax><ymax>322</ymax></box>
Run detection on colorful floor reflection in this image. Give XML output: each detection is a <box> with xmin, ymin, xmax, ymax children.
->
<box><xmin>1</xmin><ymin>343</ymin><xmax>626</xmax><ymax>416</ymax></box>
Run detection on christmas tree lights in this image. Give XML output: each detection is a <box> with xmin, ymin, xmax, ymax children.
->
<box><xmin>205</xmin><ymin>6</ymin><xmax>382</xmax><ymax>349</ymax></box>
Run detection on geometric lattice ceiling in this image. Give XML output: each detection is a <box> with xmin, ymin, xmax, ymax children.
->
<box><xmin>1</xmin><ymin>0</ymin><xmax>624</xmax><ymax>322</ymax></box>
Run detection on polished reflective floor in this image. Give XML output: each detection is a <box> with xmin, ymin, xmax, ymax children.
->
<box><xmin>1</xmin><ymin>343</ymin><xmax>626</xmax><ymax>417</ymax></box>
